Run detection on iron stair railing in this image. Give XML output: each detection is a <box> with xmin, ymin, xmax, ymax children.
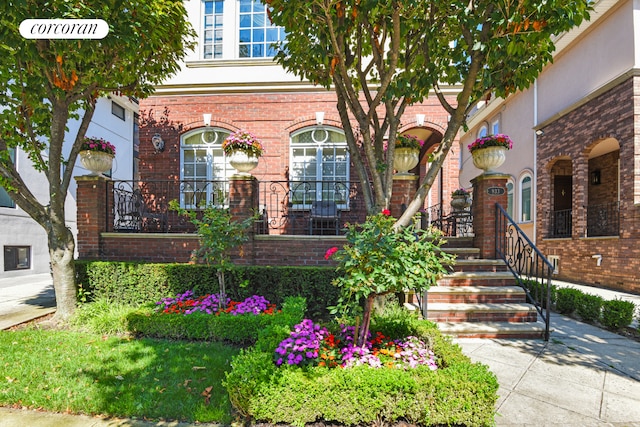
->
<box><xmin>495</xmin><ymin>204</ymin><xmax>552</xmax><ymax>340</ymax></box>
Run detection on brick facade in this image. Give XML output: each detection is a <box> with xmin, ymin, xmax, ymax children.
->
<box><xmin>536</xmin><ymin>77</ymin><xmax>640</xmax><ymax>293</ymax></box>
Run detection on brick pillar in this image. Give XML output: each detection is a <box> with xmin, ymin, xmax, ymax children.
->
<box><xmin>75</xmin><ymin>175</ymin><xmax>110</xmax><ymax>260</ymax></box>
<box><xmin>391</xmin><ymin>175</ymin><xmax>418</xmax><ymax>218</ymax></box>
<box><xmin>228</xmin><ymin>176</ymin><xmax>259</xmax><ymax>265</ymax></box>
<box><xmin>471</xmin><ymin>173</ymin><xmax>509</xmax><ymax>259</ymax></box>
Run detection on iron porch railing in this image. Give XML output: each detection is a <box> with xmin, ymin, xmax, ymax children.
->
<box><xmin>587</xmin><ymin>201</ymin><xmax>620</xmax><ymax>237</ymax></box>
<box><xmin>496</xmin><ymin>204</ymin><xmax>552</xmax><ymax>341</ymax></box>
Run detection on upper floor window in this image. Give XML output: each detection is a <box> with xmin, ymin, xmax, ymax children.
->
<box><xmin>491</xmin><ymin>118</ymin><xmax>500</xmax><ymax>135</ymax></box>
<box><xmin>180</xmin><ymin>128</ymin><xmax>233</xmax><ymax>208</ymax></box>
<box><xmin>290</xmin><ymin>127</ymin><xmax>349</xmax><ymax>207</ymax></box>
<box><xmin>201</xmin><ymin>0</ymin><xmax>286</xmax><ymax>60</ymax></box>
<box><xmin>203</xmin><ymin>0</ymin><xmax>224</xmax><ymax>59</ymax></box>
<box><xmin>477</xmin><ymin>125</ymin><xmax>488</xmax><ymax>138</ymax></box>
<box><xmin>0</xmin><ymin>148</ymin><xmax>16</xmax><ymax>208</ymax></box>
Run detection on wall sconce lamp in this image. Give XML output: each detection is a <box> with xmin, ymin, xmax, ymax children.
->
<box><xmin>416</xmin><ymin>114</ymin><xmax>425</xmax><ymax>127</ymax></box>
<box><xmin>151</xmin><ymin>133</ymin><xmax>165</xmax><ymax>153</ymax></box>
<box><xmin>535</xmin><ymin>129</ymin><xmax>544</xmax><ymax>136</ymax></box>
<box><xmin>203</xmin><ymin>113</ymin><xmax>212</xmax><ymax>127</ymax></box>
<box><xmin>315</xmin><ymin>111</ymin><xmax>325</xmax><ymax>126</ymax></box>
<box><xmin>591</xmin><ymin>170</ymin><xmax>601</xmax><ymax>185</ymax></box>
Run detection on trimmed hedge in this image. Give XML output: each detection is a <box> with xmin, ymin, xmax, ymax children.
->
<box><xmin>76</xmin><ymin>261</ymin><xmax>340</xmax><ymax>319</ymax></box>
<box><xmin>600</xmin><ymin>299</ymin><xmax>635</xmax><ymax>331</ymax></box>
<box><xmin>224</xmin><ymin>314</ymin><xmax>498</xmax><ymax>427</ymax></box>
<box><xmin>126</xmin><ymin>296</ymin><xmax>306</xmax><ymax>345</ymax></box>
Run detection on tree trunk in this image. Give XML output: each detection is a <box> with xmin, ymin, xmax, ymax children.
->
<box><xmin>48</xmin><ymin>225</ymin><xmax>77</xmax><ymax>322</ymax></box>
<box><xmin>357</xmin><ymin>294</ymin><xmax>376</xmax><ymax>348</ymax></box>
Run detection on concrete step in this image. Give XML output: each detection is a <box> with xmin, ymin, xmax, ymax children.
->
<box><xmin>440</xmin><ymin>236</ymin><xmax>474</xmax><ymax>249</ymax></box>
<box><xmin>439</xmin><ymin>247</ymin><xmax>480</xmax><ymax>260</ymax></box>
<box><xmin>437</xmin><ymin>321</ymin><xmax>547</xmax><ymax>339</ymax></box>
<box><xmin>451</xmin><ymin>258</ymin><xmax>508</xmax><ymax>273</ymax></box>
<box><xmin>426</xmin><ymin>302</ymin><xmax>538</xmax><ymax>323</ymax></box>
<box><xmin>438</xmin><ymin>271</ymin><xmax>515</xmax><ymax>287</ymax></box>
<box><xmin>427</xmin><ymin>286</ymin><xmax>526</xmax><ymax>304</ymax></box>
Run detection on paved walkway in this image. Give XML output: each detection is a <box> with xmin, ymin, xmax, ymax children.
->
<box><xmin>1</xmin><ymin>274</ymin><xmax>639</xmax><ymax>426</ymax></box>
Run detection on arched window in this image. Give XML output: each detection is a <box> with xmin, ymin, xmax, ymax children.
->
<box><xmin>520</xmin><ymin>174</ymin><xmax>532</xmax><ymax>222</ymax></box>
<box><xmin>477</xmin><ymin>125</ymin><xmax>488</xmax><ymax>138</ymax></box>
<box><xmin>180</xmin><ymin>128</ymin><xmax>233</xmax><ymax>208</ymax></box>
<box><xmin>290</xmin><ymin>127</ymin><xmax>349</xmax><ymax>207</ymax></box>
<box><xmin>506</xmin><ymin>180</ymin><xmax>514</xmax><ymax>218</ymax></box>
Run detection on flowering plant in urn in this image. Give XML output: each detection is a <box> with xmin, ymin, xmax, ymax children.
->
<box><xmin>81</xmin><ymin>136</ymin><xmax>116</xmax><ymax>155</ymax></box>
<box><xmin>395</xmin><ymin>134</ymin><xmax>424</xmax><ymax>150</ymax></box>
<box><xmin>222</xmin><ymin>130</ymin><xmax>264</xmax><ymax>157</ymax></box>
<box><xmin>467</xmin><ymin>134</ymin><xmax>512</xmax><ymax>153</ymax></box>
<box><xmin>451</xmin><ymin>187</ymin><xmax>470</xmax><ymax>197</ymax></box>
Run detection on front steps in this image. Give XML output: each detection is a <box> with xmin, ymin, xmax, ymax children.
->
<box><xmin>423</xmin><ymin>237</ymin><xmax>546</xmax><ymax>339</ymax></box>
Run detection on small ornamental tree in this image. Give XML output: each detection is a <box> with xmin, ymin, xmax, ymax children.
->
<box><xmin>169</xmin><ymin>201</ymin><xmax>255</xmax><ymax>305</ymax></box>
<box><xmin>326</xmin><ymin>210</ymin><xmax>454</xmax><ymax>347</ymax></box>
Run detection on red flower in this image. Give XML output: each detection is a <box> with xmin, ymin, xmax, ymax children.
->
<box><xmin>381</xmin><ymin>209</ymin><xmax>391</xmax><ymax>216</ymax></box>
<box><xmin>324</xmin><ymin>246</ymin><xmax>339</xmax><ymax>260</ymax></box>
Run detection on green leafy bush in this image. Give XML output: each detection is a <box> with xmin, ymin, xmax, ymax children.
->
<box><xmin>600</xmin><ymin>299</ymin><xmax>635</xmax><ymax>331</ymax></box>
<box><xmin>76</xmin><ymin>261</ymin><xmax>339</xmax><ymax>319</ymax></box>
<box><xmin>555</xmin><ymin>287</ymin><xmax>582</xmax><ymax>315</ymax></box>
<box><xmin>126</xmin><ymin>296</ymin><xmax>306</xmax><ymax>345</ymax></box>
<box><xmin>576</xmin><ymin>293</ymin><xmax>604</xmax><ymax>323</ymax></box>
<box><xmin>224</xmin><ymin>309</ymin><xmax>498</xmax><ymax>426</ymax></box>
<box><xmin>520</xmin><ymin>279</ymin><xmax>556</xmax><ymax>308</ymax></box>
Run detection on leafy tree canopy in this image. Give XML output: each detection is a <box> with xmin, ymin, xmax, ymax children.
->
<box><xmin>265</xmin><ymin>0</ymin><xmax>591</xmax><ymax>223</ymax></box>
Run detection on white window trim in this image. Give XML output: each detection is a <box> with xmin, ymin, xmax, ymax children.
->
<box><xmin>518</xmin><ymin>171</ymin><xmax>533</xmax><ymax>223</ymax></box>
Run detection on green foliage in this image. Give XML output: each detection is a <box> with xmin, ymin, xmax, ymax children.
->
<box><xmin>224</xmin><ymin>309</ymin><xmax>498</xmax><ymax>427</ymax></box>
<box><xmin>69</xmin><ymin>297</ymin><xmax>140</xmax><ymax>335</ymax></box>
<box><xmin>126</xmin><ymin>296</ymin><xmax>306</xmax><ymax>345</ymax></box>
<box><xmin>264</xmin><ymin>0</ymin><xmax>591</xmax><ymax>220</ymax></box>
<box><xmin>555</xmin><ymin>287</ymin><xmax>582</xmax><ymax>315</ymax></box>
<box><xmin>520</xmin><ymin>279</ymin><xmax>557</xmax><ymax>309</ymax></box>
<box><xmin>76</xmin><ymin>261</ymin><xmax>340</xmax><ymax>319</ymax></box>
<box><xmin>329</xmin><ymin>211</ymin><xmax>454</xmax><ymax>344</ymax></box>
<box><xmin>576</xmin><ymin>293</ymin><xmax>604</xmax><ymax>323</ymax></box>
<box><xmin>168</xmin><ymin>201</ymin><xmax>253</xmax><ymax>268</ymax></box>
<box><xmin>600</xmin><ymin>299</ymin><xmax>636</xmax><ymax>331</ymax></box>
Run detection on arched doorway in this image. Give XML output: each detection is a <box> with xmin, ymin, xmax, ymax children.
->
<box><xmin>549</xmin><ymin>159</ymin><xmax>573</xmax><ymax>238</ymax></box>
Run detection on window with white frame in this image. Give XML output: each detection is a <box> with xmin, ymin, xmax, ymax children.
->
<box><xmin>491</xmin><ymin>117</ymin><xmax>500</xmax><ymax>135</ymax></box>
<box><xmin>290</xmin><ymin>127</ymin><xmax>349</xmax><ymax>207</ymax></box>
<box><xmin>203</xmin><ymin>0</ymin><xmax>224</xmax><ymax>59</ymax></box>
<box><xmin>506</xmin><ymin>180</ymin><xmax>514</xmax><ymax>218</ymax></box>
<box><xmin>477</xmin><ymin>125</ymin><xmax>488</xmax><ymax>138</ymax></box>
<box><xmin>201</xmin><ymin>0</ymin><xmax>286</xmax><ymax>60</ymax></box>
<box><xmin>180</xmin><ymin>128</ymin><xmax>233</xmax><ymax>208</ymax></box>
<box><xmin>520</xmin><ymin>174</ymin><xmax>532</xmax><ymax>222</ymax></box>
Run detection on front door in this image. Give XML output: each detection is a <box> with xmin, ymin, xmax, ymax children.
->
<box><xmin>553</xmin><ymin>176</ymin><xmax>572</xmax><ymax>237</ymax></box>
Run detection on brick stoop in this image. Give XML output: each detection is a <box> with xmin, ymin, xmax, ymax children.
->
<box><xmin>422</xmin><ymin>237</ymin><xmax>546</xmax><ymax>339</ymax></box>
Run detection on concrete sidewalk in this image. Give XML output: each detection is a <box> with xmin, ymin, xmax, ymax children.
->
<box><xmin>1</xmin><ymin>274</ymin><xmax>639</xmax><ymax>426</ymax></box>
<box><xmin>0</xmin><ymin>273</ymin><xmax>56</xmax><ymax>330</ymax></box>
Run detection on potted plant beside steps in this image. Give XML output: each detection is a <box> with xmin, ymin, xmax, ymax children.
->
<box><xmin>467</xmin><ymin>133</ymin><xmax>513</xmax><ymax>174</ymax></box>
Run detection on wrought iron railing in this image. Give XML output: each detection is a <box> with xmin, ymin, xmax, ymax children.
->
<box><xmin>548</xmin><ymin>209</ymin><xmax>572</xmax><ymax>238</ymax></box>
<box><xmin>257</xmin><ymin>180</ymin><xmax>368</xmax><ymax>235</ymax></box>
<box><xmin>107</xmin><ymin>180</ymin><xmax>229</xmax><ymax>233</ymax></box>
<box><xmin>586</xmin><ymin>201</ymin><xmax>619</xmax><ymax>237</ymax></box>
<box><xmin>423</xmin><ymin>203</ymin><xmax>473</xmax><ymax>237</ymax></box>
<box><xmin>496</xmin><ymin>204</ymin><xmax>552</xmax><ymax>341</ymax></box>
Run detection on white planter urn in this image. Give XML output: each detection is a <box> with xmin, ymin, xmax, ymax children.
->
<box><xmin>471</xmin><ymin>146</ymin><xmax>507</xmax><ymax>174</ymax></box>
<box><xmin>228</xmin><ymin>151</ymin><xmax>259</xmax><ymax>176</ymax></box>
<box><xmin>79</xmin><ymin>150</ymin><xmax>114</xmax><ymax>176</ymax></box>
<box><xmin>393</xmin><ymin>148</ymin><xmax>420</xmax><ymax>176</ymax></box>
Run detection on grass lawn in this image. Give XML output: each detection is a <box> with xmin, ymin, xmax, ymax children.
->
<box><xmin>0</xmin><ymin>328</ymin><xmax>239</xmax><ymax>423</ymax></box>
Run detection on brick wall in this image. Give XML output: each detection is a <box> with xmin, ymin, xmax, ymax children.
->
<box><xmin>537</xmin><ymin>77</ymin><xmax>640</xmax><ymax>293</ymax></box>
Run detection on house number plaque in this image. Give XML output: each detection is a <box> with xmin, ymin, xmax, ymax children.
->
<box><xmin>487</xmin><ymin>187</ymin><xmax>505</xmax><ymax>196</ymax></box>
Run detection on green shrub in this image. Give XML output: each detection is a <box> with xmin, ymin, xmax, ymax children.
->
<box><xmin>576</xmin><ymin>293</ymin><xmax>604</xmax><ymax>323</ymax></box>
<box><xmin>520</xmin><ymin>279</ymin><xmax>556</xmax><ymax>308</ymax></box>
<box><xmin>600</xmin><ymin>299</ymin><xmax>635</xmax><ymax>331</ymax></box>
<box><xmin>76</xmin><ymin>261</ymin><xmax>339</xmax><ymax>319</ymax></box>
<box><xmin>224</xmin><ymin>309</ymin><xmax>498</xmax><ymax>426</ymax></box>
<box><xmin>126</xmin><ymin>296</ymin><xmax>306</xmax><ymax>345</ymax></box>
<box><xmin>555</xmin><ymin>287</ymin><xmax>582</xmax><ymax>315</ymax></box>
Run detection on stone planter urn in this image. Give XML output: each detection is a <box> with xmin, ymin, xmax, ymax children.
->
<box><xmin>393</xmin><ymin>148</ymin><xmax>420</xmax><ymax>176</ymax></box>
<box><xmin>471</xmin><ymin>146</ymin><xmax>507</xmax><ymax>174</ymax></box>
<box><xmin>228</xmin><ymin>151</ymin><xmax>259</xmax><ymax>176</ymax></box>
<box><xmin>450</xmin><ymin>195</ymin><xmax>471</xmax><ymax>211</ymax></box>
<box><xmin>79</xmin><ymin>150</ymin><xmax>114</xmax><ymax>176</ymax></box>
